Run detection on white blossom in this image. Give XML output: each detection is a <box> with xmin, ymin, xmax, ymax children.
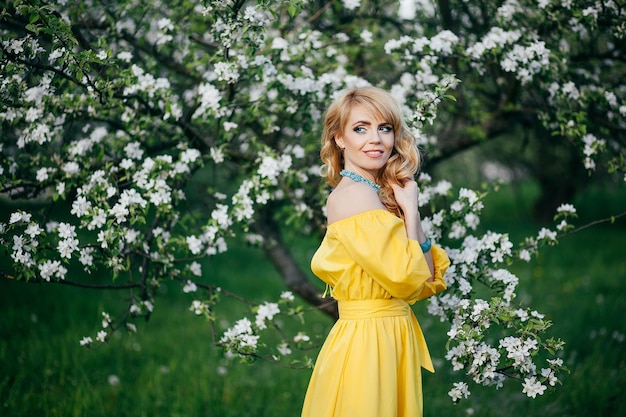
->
<box><xmin>183</xmin><ymin>281</ymin><xmax>198</xmax><ymax>293</ymax></box>
<box><xmin>448</xmin><ymin>381</ymin><xmax>470</xmax><ymax>402</ymax></box>
<box><xmin>522</xmin><ymin>376</ymin><xmax>547</xmax><ymax>398</ymax></box>
<box><xmin>211</xmin><ymin>204</ymin><xmax>232</xmax><ymax>229</ymax></box>
<box><xmin>280</xmin><ymin>291</ymin><xmax>295</xmax><ymax>301</ymax></box>
<box><xmin>71</xmin><ymin>196</ymin><xmax>91</xmax><ymax>218</ymax></box>
<box><xmin>79</xmin><ymin>247</ymin><xmax>95</xmax><ymax>267</ymax></box>
<box><xmin>79</xmin><ymin>336</ymin><xmax>93</xmax><ymax>346</ymax></box>
<box><xmin>189</xmin><ymin>261</ymin><xmax>202</xmax><ymax>277</ymax></box>
<box><xmin>124</xmin><ymin>142</ymin><xmax>144</xmax><ymax>160</ymax></box>
<box><xmin>342</xmin><ymin>0</ymin><xmax>361</xmax><ymax>10</ymax></box>
<box><xmin>220</xmin><ymin>317</ymin><xmax>259</xmax><ymax>351</ymax></box>
<box><xmin>556</xmin><ymin>203</ymin><xmax>576</xmax><ymax>214</ymax></box>
<box><xmin>186</xmin><ymin>235</ymin><xmax>203</xmax><ymax>255</ymax></box>
<box><xmin>118</xmin><ymin>51</ymin><xmax>133</xmax><ymax>62</ymax></box>
<box><xmin>294</xmin><ymin>332</ymin><xmax>310</xmax><ymax>343</ymax></box>
<box><xmin>255</xmin><ymin>302</ymin><xmax>280</xmax><ymax>330</ymax></box>
<box><xmin>193</xmin><ymin>83</ymin><xmax>222</xmax><ymax>119</ymax></box>
<box><xmin>58</xmin><ymin>237</ymin><xmax>79</xmax><ymax>259</ymax></box>
<box><xmin>360</xmin><ymin>29</ymin><xmax>373</xmax><ymax>44</ymax></box>
<box><xmin>24</xmin><ymin>223</ymin><xmax>43</xmax><ymax>238</ymax></box>
<box><xmin>96</xmin><ymin>330</ymin><xmax>107</xmax><ymax>343</ymax></box>
<box><xmin>9</xmin><ymin>211</ymin><xmax>32</xmax><ymax>224</ymax></box>
<box><xmin>36</xmin><ymin>167</ymin><xmax>50</xmax><ymax>182</ymax></box>
<box><xmin>39</xmin><ymin>259</ymin><xmax>67</xmax><ymax>281</ymax></box>
<box><xmin>277</xmin><ymin>342</ymin><xmax>292</xmax><ymax>356</ymax></box>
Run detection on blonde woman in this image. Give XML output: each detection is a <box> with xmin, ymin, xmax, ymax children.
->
<box><xmin>301</xmin><ymin>86</ymin><xmax>450</xmax><ymax>417</ymax></box>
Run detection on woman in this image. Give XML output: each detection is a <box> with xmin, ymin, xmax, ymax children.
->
<box><xmin>301</xmin><ymin>86</ymin><xmax>450</xmax><ymax>417</ymax></box>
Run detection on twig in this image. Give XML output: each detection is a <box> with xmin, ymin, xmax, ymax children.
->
<box><xmin>558</xmin><ymin>211</ymin><xmax>626</xmax><ymax>238</ymax></box>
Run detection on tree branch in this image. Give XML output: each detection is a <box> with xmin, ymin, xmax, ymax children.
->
<box><xmin>558</xmin><ymin>210</ymin><xmax>626</xmax><ymax>239</ymax></box>
<box><xmin>1</xmin><ymin>272</ymin><xmax>143</xmax><ymax>290</ymax></box>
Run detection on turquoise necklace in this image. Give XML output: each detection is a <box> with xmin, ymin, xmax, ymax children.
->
<box><xmin>340</xmin><ymin>170</ymin><xmax>381</xmax><ymax>192</ymax></box>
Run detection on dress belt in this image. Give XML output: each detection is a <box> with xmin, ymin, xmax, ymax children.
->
<box><xmin>336</xmin><ymin>298</ymin><xmax>436</xmax><ymax>373</ymax></box>
<box><xmin>338</xmin><ymin>298</ymin><xmax>411</xmax><ymax>319</ymax></box>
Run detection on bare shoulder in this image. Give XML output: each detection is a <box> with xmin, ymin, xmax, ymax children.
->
<box><xmin>326</xmin><ymin>180</ymin><xmax>385</xmax><ymax>225</ymax></box>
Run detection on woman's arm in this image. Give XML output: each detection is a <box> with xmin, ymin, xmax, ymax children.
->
<box><xmin>391</xmin><ymin>180</ymin><xmax>435</xmax><ymax>280</ymax></box>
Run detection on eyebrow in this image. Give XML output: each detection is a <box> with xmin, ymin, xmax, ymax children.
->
<box><xmin>351</xmin><ymin>120</ymin><xmax>390</xmax><ymax>127</ymax></box>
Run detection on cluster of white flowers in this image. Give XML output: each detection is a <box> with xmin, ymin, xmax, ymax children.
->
<box><xmin>557</xmin><ymin>203</ymin><xmax>576</xmax><ymax>215</ymax></box>
<box><xmin>232</xmin><ymin>179</ymin><xmax>256</xmax><ymax>222</ymax></box>
<box><xmin>437</xmin><ymin>284</ymin><xmax>560</xmax><ymax>401</ymax></box>
<box><xmin>7</xmin><ymin>211</ymin><xmax>37</xmax><ymax>268</ymax></box>
<box><xmin>293</xmin><ymin>332</ymin><xmax>310</xmax><ymax>343</ymax></box>
<box><xmin>342</xmin><ymin>0</ymin><xmax>361</xmax><ymax>11</ymax></box>
<box><xmin>420</xmin><ymin>188</ymin><xmax>569</xmax><ymax>401</ymax></box>
<box><xmin>124</xmin><ymin>64</ymin><xmax>171</xmax><ymax>98</ymax></box>
<box><xmin>581</xmin><ymin>133</ymin><xmax>606</xmax><ymax>170</ymax></box>
<box><xmin>500</xmin><ymin>336</ymin><xmax>539</xmax><ymax>373</ymax></box>
<box><xmin>522</xmin><ymin>376</ymin><xmax>547</xmax><ymax>398</ymax></box>
<box><xmin>192</xmin><ymin>83</ymin><xmax>223</xmax><ymax>119</ymax></box>
<box><xmin>448</xmin><ymin>381</ymin><xmax>470</xmax><ymax>402</ymax></box>
<box><xmin>255</xmin><ymin>302</ymin><xmax>280</xmax><ymax>330</ymax></box>
<box><xmin>280</xmin><ymin>291</ymin><xmax>295</xmax><ymax>301</ymax></box>
<box><xmin>548</xmin><ymin>81</ymin><xmax>581</xmax><ymax>102</ymax></box>
<box><xmin>56</xmin><ymin>222</ymin><xmax>79</xmax><ymax>259</ymax></box>
<box><xmin>384</xmin><ymin>31</ymin><xmax>458</xmax><ymax>64</ymax></box>
<box><xmin>219</xmin><ymin>317</ymin><xmax>260</xmax><ymax>354</ymax></box>
<box><xmin>151</xmin><ymin>18</ymin><xmax>174</xmax><ymax>46</ymax></box>
<box><xmin>500</xmin><ymin>41</ymin><xmax>551</xmax><ymax>84</ymax></box>
<box><xmin>129</xmin><ymin>300</ymin><xmax>154</xmax><ymax>316</ymax></box>
<box><xmin>429</xmin><ymin>30</ymin><xmax>460</xmax><ymax>55</ymax></box>
<box><xmin>79</xmin><ymin>336</ymin><xmax>93</xmax><ymax>346</ymax></box>
<box><xmin>465</xmin><ymin>27</ymin><xmax>522</xmax><ymax>61</ymax></box>
<box><xmin>214</xmin><ymin>291</ymin><xmax>308</xmax><ymax>361</ymax></box>
<box><xmin>4</xmin><ymin>72</ymin><xmax>68</xmax><ymax>148</ymax></box>
<box><xmin>214</xmin><ymin>62</ymin><xmax>240</xmax><ymax>84</ymax></box>
<box><xmin>190</xmin><ymin>300</ymin><xmax>209</xmax><ymax>315</ymax></box>
<box><xmin>242</xmin><ymin>5</ymin><xmax>270</xmax><ymax>25</ymax></box>
<box><xmin>258</xmin><ymin>154</ymin><xmax>292</xmax><ymax>183</ymax></box>
<box><xmin>78</xmin><ymin>310</ymin><xmax>116</xmax><ymax>347</ymax></box>
<box><xmin>183</xmin><ymin>281</ymin><xmax>198</xmax><ymax>293</ymax></box>
<box><xmin>189</xmin><ymin>261</ymin><xmax>202</xmax><ymax>277</ymax></box>
<box><xmin>38</xmin><ymin>260</ymin><xmax>67</xmax><ymax>281</ymax></box>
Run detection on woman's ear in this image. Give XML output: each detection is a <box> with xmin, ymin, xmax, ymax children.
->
<box><xmin>334</xmin><ymin>135</ymin><xmax>345</xmax><ymax>149</ymax></box>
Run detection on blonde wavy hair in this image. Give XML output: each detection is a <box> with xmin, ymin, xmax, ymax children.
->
<box><xmin>320</xmin><ymin>86</ymin><xmax>421</xmax><ymax>219</ymax></box>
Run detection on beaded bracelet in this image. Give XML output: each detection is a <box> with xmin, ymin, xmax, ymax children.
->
<box><xmin>419</xmin><ymin>237</ymin><xmax>432</xmax><ymax>253</ymax></box>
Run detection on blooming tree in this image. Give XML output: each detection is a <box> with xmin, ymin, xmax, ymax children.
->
<box><xmin>1</xmin><ymin>0</ymin><xmax>624</xmax><ymax>403</ymax></box>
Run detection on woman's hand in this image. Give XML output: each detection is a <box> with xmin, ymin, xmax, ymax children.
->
<box><xmin>391</xmin><ymin>179</ymin><xmax>419</xmax><ymax>217</ymax></box>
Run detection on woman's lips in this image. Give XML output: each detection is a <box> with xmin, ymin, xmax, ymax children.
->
<box><xmin>364</xmin><ymin>150</ymin><xmax>384</xmax><ymax>157</ymax></box>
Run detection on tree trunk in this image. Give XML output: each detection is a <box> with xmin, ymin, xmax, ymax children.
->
<box><xmin>532</xmin><ymin>135</ymin><xmax>589</xmax><ymax>223</ymax></box>
<box><xmin>255</xmin><ymin>208</ymin><xmax>338</xmax><ymax>320</ymax></box>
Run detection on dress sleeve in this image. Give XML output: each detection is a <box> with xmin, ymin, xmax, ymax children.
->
<box><xmin>333</xmin><ymin>210</ymin><xmax>450</xmax><ymax>303</ymax></box>
<box><xmin>412</xmin><ymin>245</ymin><xmax>450</xmax><ymax>302</ymax></box>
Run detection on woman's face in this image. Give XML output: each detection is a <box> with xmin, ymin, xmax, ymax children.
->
<box><xmin>335</xmin><ymin>104</ymin><xmax>395</xmax><ymax>179</ymax></box>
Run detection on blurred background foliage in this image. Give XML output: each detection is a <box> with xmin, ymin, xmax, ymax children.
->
<box><xmin>1</xmin><ymin>0</ymin><xmax>625</xmax><ymax>415</ymax></box>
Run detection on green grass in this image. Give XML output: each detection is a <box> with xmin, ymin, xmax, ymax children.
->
<box><xmin>0</xmin><ymin>263</ymin><xmax>321</xmax><ymax>417</ymax></box>
<box><xmin>1</xmin><ymin>181</ymin><xmax>625</xmax><ymax>417</ymax></box>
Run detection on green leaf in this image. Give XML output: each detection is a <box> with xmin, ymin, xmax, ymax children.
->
<box><xmin>287</xmin><ymin>4</ymin><xmax>299</xmax><ymax>17</ymax></box>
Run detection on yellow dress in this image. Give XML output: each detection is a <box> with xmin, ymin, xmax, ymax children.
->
<box><xmin>301</xmin><ymin>209</ymin><xmax>450</xmax><ymax>417</ymax></box>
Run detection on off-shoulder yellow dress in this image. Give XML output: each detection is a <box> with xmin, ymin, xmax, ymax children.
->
<box><xmin>301</xmin><ymin>209</ymin><xmax>450</xmax><ymax>417</ymax></box>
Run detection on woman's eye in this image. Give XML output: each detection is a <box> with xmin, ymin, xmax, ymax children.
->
<box><xmin>379</xmin><ymin>125</ymin><xmax>393</xmax><ymax>133</ymax></box>
<box><xmin>354</xmin><ymin>126</ymin><xmax>366</xmax><ymax>134</ymax></box>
